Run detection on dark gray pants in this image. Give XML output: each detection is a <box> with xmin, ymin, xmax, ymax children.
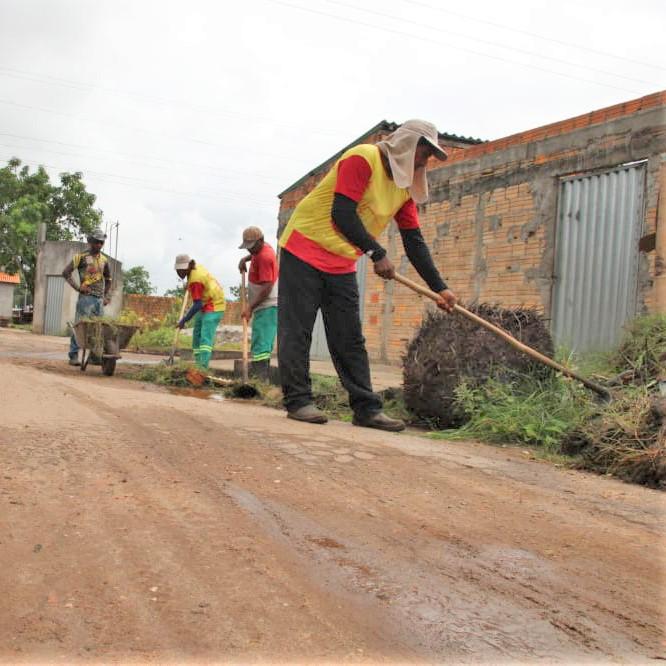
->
<box><xmin>278</xmin><ymin>249</ymin><xmax>382</xmax><ymax>416</ymax></box>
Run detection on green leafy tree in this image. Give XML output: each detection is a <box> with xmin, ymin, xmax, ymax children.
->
<box><xmin>122</xmin><ymin>265</ymin><xmax>155</xmax><ymax>295</ymax></box>
<box><xmin>163</xmin><ymin>284</ymin><xmax>185</xmax><ymax>298</ymax></box>
<box><xmin>0</xmin><ymin>158</ymin><xmax>102</xmax><ymax>294</ymax></box>
<box><xmin>228</xmin><ymin>284</ymin><xmax>241</xmax><ymax>301</ymax></box>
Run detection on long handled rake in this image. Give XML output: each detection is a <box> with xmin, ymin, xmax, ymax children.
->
<box><xmin>393</xmin><ymin>272</ymin><xmax>611</xmax><ymax>401</ymax></box>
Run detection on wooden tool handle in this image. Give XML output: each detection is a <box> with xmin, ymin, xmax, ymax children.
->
<box><xmin>171</xmin><ymin>288</ymin><xmax>190</xmax><ymax>348</ymax></box>
<box><xmin>392</xmin><ymin>272</ymin><xmax>610</xmax><ymax>399</ymax></box>
<box><xmin>241</xmin><ymin>272</ymin><xmax>249</xmax><ymax>383</ymax></box>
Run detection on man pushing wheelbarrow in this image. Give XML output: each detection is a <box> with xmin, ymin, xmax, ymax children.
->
<box><xmin>62</xmin><ymin>228</ymin><xmax>113</xmax><ymax>366</ymax></box>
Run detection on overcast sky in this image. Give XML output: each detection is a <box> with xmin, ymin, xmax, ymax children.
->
<box><xmin>0</xmin><ymin>0</ymin><xmax>664</xmax><ymax>295</ymax></box>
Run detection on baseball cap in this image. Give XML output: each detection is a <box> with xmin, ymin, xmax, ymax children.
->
<box><xmin>239</xmin><ymin>226</ymin><xmax>264</xmax><ymax>250</ymax></box>
<box><xmin>174</xmin><ymin>253</ymin><xmax>191</xmax><ymax>270</ymax></box>
<box><xmin>88</xmin><ymin>228</ymin><xmax>107</xmax><ymax>242</ymax></box>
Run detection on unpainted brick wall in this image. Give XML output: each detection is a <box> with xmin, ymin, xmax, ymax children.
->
<box><xmin>124</xmin><ymin>293</ymin><xmax>243</xmax><ymax>326</ymax></box>
<box><xmin>224</xmin><ymin>301</ymin><xmax>241</xmax><ymax>325</ymax></box>
<box><xmin>364</xmin><ymin>183</ymin><xmax>545</xmax><ymax>361</ymax></box>
<box><xmin>123</xmin><ymin>294</ymin><xmax>176</xmax><ymax>324</ymax></box>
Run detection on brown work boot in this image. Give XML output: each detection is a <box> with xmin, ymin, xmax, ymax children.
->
<box><xmin>287</xmin><ymin>404</ymin><xmax>328</xmax><ymax>424</ymax></box>
<box><xmin>352</xmin><ymin>412</ymin><xmax>405</xmax><ymax>432</ymax></box>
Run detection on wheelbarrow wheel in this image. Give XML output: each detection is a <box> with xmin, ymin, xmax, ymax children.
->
<box><xmin>102</xmin><ymin>357</ymin><xmax>117</xmax><ymax>376</ymax></box>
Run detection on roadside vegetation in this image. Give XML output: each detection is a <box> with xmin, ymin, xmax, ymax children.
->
<box><xmin>432</xmin><ymin>314</ymin><xmax>665</xmax><ymax>488</ymax></box>
<box><xmin>118</xmin><ymin>301</ymin><xmax>240</xmax><ymax>353</ymax></box>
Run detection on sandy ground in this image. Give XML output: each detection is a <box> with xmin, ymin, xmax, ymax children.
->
<box><xmin>1</xmin><ymin>329</ymin><xmax>665</xmax><ymax>664</ymax></box>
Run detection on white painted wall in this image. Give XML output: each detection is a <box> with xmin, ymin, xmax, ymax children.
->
<box><xmin>33</xmin><ymin>241</ymin><xmax>123</xmax><ymax>335</ymax></box>
<box><xmin>0</xmin><ymin>283</ymin><xmax>14</xmax><ymax>318</ymax></box>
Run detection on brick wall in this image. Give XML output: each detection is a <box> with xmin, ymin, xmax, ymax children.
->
<box><xmin>123</xmin><ymin>294</ymin><xmax>176</xmax><ymax>324</ymax></box>
<box><xmin>123</xmin><ymin>293</ymin><xmax>244</xmax><ymax>327</ymax></box>
<box><xmin>224</xmin><ymin>301</ymin><xmax>242</xmax><ymax>325</ymax></box>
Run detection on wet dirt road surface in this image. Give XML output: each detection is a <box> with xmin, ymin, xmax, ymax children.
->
<box><xmin>1</xmin><ymin>331</ymin><xmax>665</xmax><ymax>664</ymax></box>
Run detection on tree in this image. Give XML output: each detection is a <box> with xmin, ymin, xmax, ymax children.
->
<box><xmin>0</xmin><ymin>158</ymin><xmax>102</xmax><ymax>294</ymax></box>
<box><xmin>122</xmin><ymin>265</ymin><xmax>155</xmax><ymax>295</ymax></box>
<box><xmin>228</xmin><ymin>284</ymin><xmax>241</xmax><ymax>301</ymax></box>
<box><xmin>163</xmin><ymin>284</ymin><xmax>185</xmax><ymax>298</ymax></box>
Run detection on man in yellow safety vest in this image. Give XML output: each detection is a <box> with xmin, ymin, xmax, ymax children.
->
<box><xmin>278</xmin><ymin>120</ymin><xmax>457</xmax><ymax>430</ymax></box>
<box><xmin>174</xmin><ymin>254</ymin><xmax>226</xmax><ymax>369</ymax></box>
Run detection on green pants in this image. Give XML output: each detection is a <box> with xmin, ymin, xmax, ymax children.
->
<box><xmin>192</xmin><ymin>310</ymin><xmax>223</xmax><ymax>368</ymax></box>
<box><xmin>251</xmin><ymin>306</ymin><xmax>277</xmax><ymax>361</ymax></box>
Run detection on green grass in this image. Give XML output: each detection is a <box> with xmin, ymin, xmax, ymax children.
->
<box><xmin>613</xmin><ymin>313</ymin><xmax>666</xmax><ymax>382</ymax></box>
<box><xmin>429</xmin><ymin>371</ymin><xmax>595</xmax><ymax>452</ymax></box>
<box><xmin>126</xmin><ymin>326</ymin><xmax>241</xmax><ymax>352</ymax></box>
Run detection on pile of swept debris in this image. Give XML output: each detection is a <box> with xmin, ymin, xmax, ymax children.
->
<box><xmin>562</xmin><ymin>315</ymin><xmax>665</xmax><ymax>488</ymax></box>
<box><xmin>404</xmin><ymin>308</ymin><xmax>665</xmax><ymax>488</ymax></box>
<box><xmin>403</xmin><ymin>305</ymin><xmax>554</xmax><ymax>428</ymax></box>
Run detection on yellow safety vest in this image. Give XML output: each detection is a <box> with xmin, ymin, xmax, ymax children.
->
<box><xmin>188</xmin><ymin>264</ymin><xmax>225</xmax><ymax>312</ymax></box>
<box><xmin>279</xmin><ymin>144</ymin><xmax>411</xmax><ymax>260</ymax></box>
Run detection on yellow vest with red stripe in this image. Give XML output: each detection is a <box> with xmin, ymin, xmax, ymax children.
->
<box><xmin>279</xmin><ymin>144</ymin><xmax>411</xmax><ymax>260</ymax></box>
<box><xmin>188</xmin><ymin>264</ymin><xmax>225</xmax><ymax>312</ymax></box>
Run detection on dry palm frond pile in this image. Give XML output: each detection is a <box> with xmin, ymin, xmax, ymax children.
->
<box><xmin>403</xmin><ymin>305</ymin><xmax>554</xmax><ymax>427</ymax></box>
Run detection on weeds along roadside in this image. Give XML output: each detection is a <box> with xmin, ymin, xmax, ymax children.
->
<box><xmin>430</xmin><ymin>314</ymin><xmax>665</xmax><ymax>489</ymax></box>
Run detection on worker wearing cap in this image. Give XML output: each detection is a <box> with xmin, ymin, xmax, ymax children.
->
<box><xmin>237</xmin><ymin>226</ymin><xmax>279</xmax><ymax>377</ymax></box>
<box><xmin>278</xmin><ymin>120</ymin><xmax>457</xmax><ymax>430</ymax></box>
<box><xmin>62</xmin><ymin>228</ymin><xmax>112</xmax><ymax>366</ymax></box>
<box><xmin>174</xmin><ymin>254</ymin><xmax>226</xmax><ymax>369</ymax></box>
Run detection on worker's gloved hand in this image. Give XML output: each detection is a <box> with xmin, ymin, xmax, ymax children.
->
<box><xmin>436</xmin><ymin>289</ymin><xmax>457</xmax><ymax>313</ymax></box>
<box><xmin>238</xmin><ymin>257</ymin><xmax>249</xmax><ymax>273</ymax></box>
<box><xmin>176</xmin><ymin>318</ymin><xmax>186</xmax><ymax>330</ymax></box>
<box><xmin>373</xmin><ymin>256</ymin><xmax>395</xmax><ymax>280</ymax></box>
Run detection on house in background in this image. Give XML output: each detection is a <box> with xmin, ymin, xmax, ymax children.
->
<box><xmin>0</xmin><ymin>272</ymin><xmax>20</xmax><ymax>320</ymax></box>
<box><xmin>32</xmin><ymin>240</ymin><xmax>123</xmax><ymax>336</ymax></box>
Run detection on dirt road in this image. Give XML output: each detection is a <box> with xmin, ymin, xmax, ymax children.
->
<box><xmin>1</xmin><ymin>333</ymin><xmax>664</xmax><ymax>663</ymax></box>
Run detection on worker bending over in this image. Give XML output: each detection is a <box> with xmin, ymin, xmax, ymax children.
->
<box><xmin>174</xmin><ymin>254</ymin><xmax>225</xmax><ymax>369</ymax></box>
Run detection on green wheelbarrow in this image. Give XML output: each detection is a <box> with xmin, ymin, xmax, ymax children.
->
<box><xmin>70</xmin><ymin>320</ymin><xmax>139</xmax><ymax>376</ymax></box>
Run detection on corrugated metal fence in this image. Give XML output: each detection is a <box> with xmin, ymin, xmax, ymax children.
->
<box><xmin>44</xmin><ymin>275</ymin><xmax>65</xmax><ymax>336</ymax></box>
<box><xmin>551</xmin><ymin>162</ymin><xmax>646</xmax><ymax>352</ymax></box>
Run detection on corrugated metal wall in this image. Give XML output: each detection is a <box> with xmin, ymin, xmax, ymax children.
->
<box><xmin>310</xmin><ymin>255</ymin><xmax>368</xmax><ymax>361</ymax></box>
<box><xmin>551</xmin><ymin>162</ymin><xmax>646</xmax><ymax>352</ymax></box>
<box><xmin>44</xmin><ymin>275</ymin><xmax>65</xmax><ymax>336</ymax></box>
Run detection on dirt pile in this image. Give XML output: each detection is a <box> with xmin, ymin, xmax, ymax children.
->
<box><xmin>403</xmin><ymin>306</ymin><xmax>554</xmax><ymax>427</ymax></box>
